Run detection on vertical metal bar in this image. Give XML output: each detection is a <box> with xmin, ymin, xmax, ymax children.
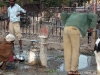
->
<box><xmin>92</xmin><ymin>0</ymin><xmax>97</xmax><ymax>13</ymax></box>
<box><xmin>84</xmin><ymin>0</ymin><xmax>86</xmax><ymax>12</ymax></box>
<box><xmin>32</xmin><ymin>12</ymin><xmax>34</xmax><ymax>33</ymax></box>
<box><xmin>92</xmin><ymin>0</ymin><xmax>97</xmax><ymax>42</ymax></box>
<box><xmin>36</xmin><ymin>12</ymin><xmax>38</xmax><ymax>33</ymax></box>
<box><xmin>55</xmin><ymin>19</ymin><xmax>57</xmax><ymax>35</ymax></box>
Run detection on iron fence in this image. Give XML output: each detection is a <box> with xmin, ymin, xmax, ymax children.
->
<box><xmin>0</xmin><ymin>11</ymin><xmax>64</xmax><ymax>46</ymax></box>
<box><xmin>0</xmin><ymin>1</ymin><xmax>100</xmax><ymax>49</ymax></box>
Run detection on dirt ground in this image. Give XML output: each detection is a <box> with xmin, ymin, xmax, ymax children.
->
<box><xmin>80</xmin><ymin>35</ymin><xmax>95</xmax><ymax>55</ymax></box>
<box><xmin>0</xmin><ymin>34</ymin><xmax>97</xmax><ymax>75</ymax></box>
<box><xmin>21</xmin><ymin>33</ymin><xmax>94</xmax><ymax>55</ymax></box>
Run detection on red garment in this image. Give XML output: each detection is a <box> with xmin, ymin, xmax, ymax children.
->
<box><xmin>9</xmin><ymin>54</ymin><xmax>14</xmax><ymax>62</ymax></box>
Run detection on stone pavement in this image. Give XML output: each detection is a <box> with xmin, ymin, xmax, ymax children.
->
<box><xmin>0</xmin><ymin>45</ymin><xmax>98</xmax><ymax>75</ymax></box>
<box><xmin>0</xmin><ymin>65</ymin><xmax>97</xmax><ymax>75</ymax></box>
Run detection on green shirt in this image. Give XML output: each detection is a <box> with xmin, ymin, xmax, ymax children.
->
<box><xmin>61</xmin><ymin>12</ymin><xmax>98</xmax><ymax>37</ymax></box>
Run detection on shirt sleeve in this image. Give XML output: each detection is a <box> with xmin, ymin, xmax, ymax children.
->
<box><xmin>60</xmin><ymin>12</ymin><xmax>71</xmax><ymax>26</ymax></box>
<box><xmin>18</xmin><ymin>5</ymin><xmax>26</xmax><ymax>13</ymax></box>
<box><xmin>88</xmin><ymin>13</ymin><xmax>98</xmax><ymax>29</ymax></box>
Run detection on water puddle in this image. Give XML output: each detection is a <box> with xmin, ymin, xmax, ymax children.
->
<box><xmin>79</xmin><ymin>55</ymin><xmax>91</xmax><ymax>69</ymax></box>
<box><xmin>0</xmin><ymin>44</ymin><xmax>97</xmax><ymax>75</ymax></box>
<box><xmin>14</xmin><ymin>46</ymin><xmax>96</xmax><ymax>72</ymax></box>
<box><xmin>56</xmin><ymin>54</ymin><xmax>96</xmax><ymax>71</ymax></box>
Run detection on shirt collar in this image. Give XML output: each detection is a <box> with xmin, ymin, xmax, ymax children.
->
<box><xmin>10</xmin><ymin>3</ymin><xmax>17</xmax><ymax>8</ymax></box>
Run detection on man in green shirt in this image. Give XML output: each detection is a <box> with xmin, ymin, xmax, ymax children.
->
<box><xmin>60</xmin><ymin>12</ymin><xmax>98</xmax><ymax>75</ymax></box>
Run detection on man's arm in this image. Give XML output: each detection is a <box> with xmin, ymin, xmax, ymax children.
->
<box><xmin>60</xmin><ymin>12</ymin><xmax>71</xmax><ymax>26</ymax></box>
<box><xmin>16</xmin><ymin>11</ymin><xmax>25</xmax><ymax>17</ymax></box>
<box><xmin>88</xmin><ymin>13</ymin><xmax>98</xmax><ymax>29</ymax></box>
<box><xmin>87</xmin><ymin>13</ymin><xmax>98</xmax><ymax>33</ymax></box>
<box><xmin>17</xmin><ymin>5</ymin><xmax>26</xmax><ymax>17</ymax></box>
<box><xmin>87</xmin><ymin>28</ymin><xmax>93</xmax><ymax>32</ymax></box>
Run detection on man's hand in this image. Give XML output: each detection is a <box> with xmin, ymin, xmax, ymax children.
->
<box><xmin>16</xmin><ymin>12</ymin><xmax>24</xmax><ymax>17</ymax></box>
<box><xmin>16</xmin><ymin>14</ymin><xmax>20</xmax><ymax>17</ymax></box>
<box><xmin>87</xmin><ymin>28</ymin><xmax>93</xmax><ymax>32</ymax></box>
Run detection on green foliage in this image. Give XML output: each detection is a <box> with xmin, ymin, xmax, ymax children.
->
<box><xmin>45</xmin><ymin>69</ymin><xmax>56</xmax><ymax>73</ymax></box>
<box><xmin>41</xmin><ymin>0</ymin><xmax>61</xmax><ymax>7</ymax></box>
<box><xmin>16</xmin><ymin>0</ymin><xmax>33</xmax><ymax>3</ymax></box>
<box><xmin>40</xmin><ymin>0</ymin><xmax>91</xmax><ymax>8</ymax></box>
<box><xmin>55</xmin><ymin>55</ymin><xmax>64</xmax><ymax>59</ymax></box>
<box><xmin>0</xmin><ymin>1</ymin><xmax>6</xmax><ymax>7</ymax></box>
<box><xmin>63</xmin><ymin>0</ymin><xmax>91</xmax><ymax>7</ymax></box>
<box><xmin>3</xmin><ymin>0</ymin><xmax>91</xmax><ymax>7</ymax></box>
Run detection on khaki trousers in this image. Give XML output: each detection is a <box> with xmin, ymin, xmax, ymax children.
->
<box><xmin>9</xmin><ymin>22</ymin><xmax>22</xmax><ymax>40</ymax></box>
<box><xmin>63</xmin><ymin>26</ymin><xmax>80</xmax><ymax>72</ymax></box>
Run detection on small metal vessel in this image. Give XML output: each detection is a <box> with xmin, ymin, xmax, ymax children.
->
<box><xmin>18</xmin><ymin>56</ymin><xmax>25</xmax><ymax>62</ymax></box>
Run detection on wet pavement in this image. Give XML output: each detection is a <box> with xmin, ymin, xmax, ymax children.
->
<box><xmin>0</xmin><ymin>45</ymin><xmax>97</xmax><ymax>75</ymax></box>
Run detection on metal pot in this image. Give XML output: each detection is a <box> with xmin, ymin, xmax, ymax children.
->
<box><xmin>18</xmin><ymin>56</ymin><xmax>25</xmax><ymax>62</ymax></box>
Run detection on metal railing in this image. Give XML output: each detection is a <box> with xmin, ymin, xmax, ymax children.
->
<box><xmin>0</xmin><ymin>5</ymin><xmax>100</xmax><ymax>49</ymax></box>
